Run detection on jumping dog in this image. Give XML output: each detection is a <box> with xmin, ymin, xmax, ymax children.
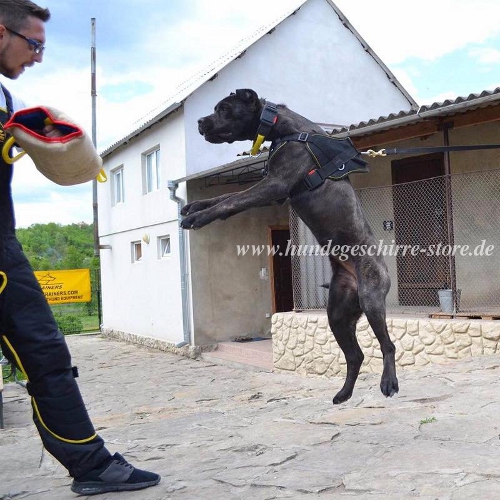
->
<box><xmin>181</xmin><ymin>89</ymin><xmax>398</xmax><ymax>404</ymax></box>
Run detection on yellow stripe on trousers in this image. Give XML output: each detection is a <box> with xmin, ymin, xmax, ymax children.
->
<box><xmin>1</xmin><ymin>334</ymin><xmax>97</xmax><ymax>444</ymax></box>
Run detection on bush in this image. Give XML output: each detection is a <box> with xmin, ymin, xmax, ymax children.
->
<box><xmin>54</xmin><ymin>313</ymin><xmax>83</xmax><ymax>335</ymax></box>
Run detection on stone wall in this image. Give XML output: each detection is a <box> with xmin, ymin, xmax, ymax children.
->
<box><xmin>272</xmin><ymin>312</ymin><xmax>500</xmax><ymax>378</ymax></box>
<box><xmin>101</xmin><ymin>328</ymin><xmax>216</xmax><ymax>359</ymax></box>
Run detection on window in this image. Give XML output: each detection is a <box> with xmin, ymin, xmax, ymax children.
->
<box><xmin>158</xmin><ymin>235</ymin><xmax>171</xmax><ymax>259</ymax></box>
<box><xmin>131</xmin><ymin>241</ymin><xmax>142</xmax><ymax>263</ymax></box>
<box><xmin>112</xmin><ymin>166</ymin><xmax>124</xmax><ymax>205</ymax></box>
<box><xmin>143</xmin><ymin>148</ymin><xmax>161</xmax><ymax>194</ymax></box>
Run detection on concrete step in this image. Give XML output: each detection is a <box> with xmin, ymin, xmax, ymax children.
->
<box><xmin>202</xmin><ymin>339</ymin><xmax>273</xmax><ymax>372</ymax></box>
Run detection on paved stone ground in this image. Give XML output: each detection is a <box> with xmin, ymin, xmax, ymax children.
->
<box><xmin>1</xmin><ymin>334</ymin><xmax>500</xmax><ymax>499</ymax></box>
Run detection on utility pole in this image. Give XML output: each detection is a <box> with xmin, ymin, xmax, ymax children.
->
<box><xmin>91</xmin><ymin>18</ymin><xmax>99</xmax><ymax>258</ymax></box>
<box><xmin>91</xmin><ymin>18</ymin><xmax>102</xmax><ymax>327</ymax></box>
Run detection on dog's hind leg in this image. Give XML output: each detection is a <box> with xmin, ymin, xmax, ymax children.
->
<box><xmin>357</xmin><ymin>259</ymin><xmax>399</xmax><ymax>398</ymax></box>
<box><xmin>327</xmin><ymin>263</ymin><xmax>363</xmax><ymax>404</ymax></box>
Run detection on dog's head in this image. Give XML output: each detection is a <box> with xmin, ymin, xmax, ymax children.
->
<box><xmin>198</xmin><ymin>89</ymin><xmax>263</xmax><ymax>144</ymax></box>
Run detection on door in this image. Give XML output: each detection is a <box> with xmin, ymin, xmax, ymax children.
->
<box><xmin>392</xmin><ymin>153</ymin><xmax>450</xmax><ymax>306</ymax></box>
<box><xmin>269</xmin><ymin>228</ymin><xmax>294</xmax><ymax>313</ymax></box>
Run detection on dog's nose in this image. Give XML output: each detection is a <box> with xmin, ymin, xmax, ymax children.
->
<box><xmin>198</xmin><ymin>117</ymin><xmax>212</xmax><ymax>135</ymax></box>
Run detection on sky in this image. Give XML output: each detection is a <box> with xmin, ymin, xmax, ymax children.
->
<box><xmin>4</xmin><ymin>0</ymin><xmax>500</xmax><ymax>227</ymax></box>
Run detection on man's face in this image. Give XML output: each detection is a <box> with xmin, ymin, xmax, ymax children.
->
<box><xmin>0</xmin><ymin>16</ymin><xmax>45</xmax><ymax>79</ymax></box>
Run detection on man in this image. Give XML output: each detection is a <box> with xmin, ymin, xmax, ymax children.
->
<box><xmin>0</xmin><ymin>0</ymin><xmax>161</xmax><ymax>495</ymax></box>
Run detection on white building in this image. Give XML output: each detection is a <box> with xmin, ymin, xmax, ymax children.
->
<box><xmin>98</xmin><ymin>0</ymin><xmax>416</xmax><ymax>348</ymax></box>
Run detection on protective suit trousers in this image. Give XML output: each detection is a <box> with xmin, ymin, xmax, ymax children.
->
<box><xmin>0</xmin><ymin>235</ymin><xmax>111</xmax><ymax>478</ymax></box>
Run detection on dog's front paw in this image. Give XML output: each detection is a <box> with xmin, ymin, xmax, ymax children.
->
<box><xmin>181</xmin><ymin>200</ymin><xmax>212</xmax><ymax>216</ymax></box>
<box><xmin>181</xmin><ymin>202</ymin><xmax>198</xmax><ymax>216</ymax></box>
<box><xmin>180</xmin><ymin>211</ymin><xmax>211</xmax><ymax>230</ymax></box>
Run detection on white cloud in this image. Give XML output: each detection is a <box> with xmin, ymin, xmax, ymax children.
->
<box><xmin>468</xmin><ymin>47</ymin><xmax>500</xmax><ymax>65</ymax></box>
<box><xmin>334</xmin><ymin>0</ymin><xmax>500</xmax><ymax>64</ymax></box>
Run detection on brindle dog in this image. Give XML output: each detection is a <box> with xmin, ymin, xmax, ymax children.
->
<box><xmin>181</xmin><ymin>89</ymin><xmax>398</xmax><ymax>404</ymax></box>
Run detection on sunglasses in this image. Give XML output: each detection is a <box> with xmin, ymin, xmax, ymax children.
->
<box><xmin>5</xmin><ymin>26</ymin><xmax>45</xmax><ymax>54</ymax></box>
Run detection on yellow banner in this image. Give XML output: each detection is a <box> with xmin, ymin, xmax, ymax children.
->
<box><xmin>34</xmin><ymin>269</ymin><xmax>91</xmax><ymax>304</ymax></box>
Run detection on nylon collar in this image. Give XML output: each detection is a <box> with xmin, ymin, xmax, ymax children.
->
<box><xmin>251</xmin><ymin>101</ymin><xmax>278</xmax><ymax>155</ymax></box>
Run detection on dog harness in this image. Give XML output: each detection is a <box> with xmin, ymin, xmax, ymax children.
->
<box><xmin>269</xmin><ymin>132</ymin><xmax>369</xmax><ymax>197</ymax></box>
<box><xmin>251</xmin><ymin>100</ymin><xmax>368</xmax><ymax>197</ymax></box>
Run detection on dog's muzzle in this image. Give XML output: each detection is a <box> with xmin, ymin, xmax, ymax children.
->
<box><xmin>198</xmin><ymin>117</ymin><xmax>212</xmax><ymax>136</ymax></box>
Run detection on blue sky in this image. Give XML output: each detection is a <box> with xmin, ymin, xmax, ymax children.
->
<box><xmin>393</xmin><ymin>37</ymin><xmax>500</xmax><ymax>101</ymax></box>
<box><xmin>3</xmin><ymin>0</ymin><xmax>500</xmax><ymax>227</ymax></box>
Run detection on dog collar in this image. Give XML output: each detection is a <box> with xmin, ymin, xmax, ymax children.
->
<box><xmin>251</xmin><ymin>101</ymin><xmax>278</xmax><ymax>155</ymax></box>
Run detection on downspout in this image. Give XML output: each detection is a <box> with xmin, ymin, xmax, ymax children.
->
<box><xmin>441</xmin><ymin>122</ymin><xmax>458</xmax><ymax>312</ymax></box>
<box><xmin>167</xmin><ymin>181</ymin><xmax>191</xmax><ymax>347</ymax></box>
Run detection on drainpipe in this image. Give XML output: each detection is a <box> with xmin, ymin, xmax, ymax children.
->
<box><xmin>167</xmin><ymin>181</ymin><xmax>191</xmax><ymax>347</ymax></box>
<box><xmin>441</xmin><ymin>122</ymin><xmax>458</xmax><ymax>313</ymax></box>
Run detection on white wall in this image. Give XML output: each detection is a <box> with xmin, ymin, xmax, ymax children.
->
<box><xmin>183</xmin><ymin>0</ymin><xmax>413</xmax><ymax>177</ymax></box>
<box><xmin>99</xmin><ymin>110</ymin><xmax>187</xmax><ymax>343</ymax></box>
<box><xmin>99</xmin><ymin>111</ymin><xmax>186</xmax><ymax>235</ymax></box>
<box><xmin>99</xmin><ymin>222</ymin><xmax>184</xmax><ymax>341</ymax></box>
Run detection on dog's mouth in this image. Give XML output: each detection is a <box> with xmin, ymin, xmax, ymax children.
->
<box><xmin>202</xmin><ymin>131</ymin><xmax>235</xmax><ymax>144</ymax></box>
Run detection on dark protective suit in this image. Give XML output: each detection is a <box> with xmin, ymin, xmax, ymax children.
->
<box><xmin>0</xmin><ymin>84</ymin><xmax>111</xmax><ymax>478</ymax></box>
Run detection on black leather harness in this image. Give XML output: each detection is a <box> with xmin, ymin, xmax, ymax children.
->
<box><xmin>250</xmin><ymin>100</ymin><xmax>368</xmax><ymax>197</ymax></box>
<box><xmin>269</xmin><ymin>132</ymin><xmax>369</xmax><ymax>197</ymax></box>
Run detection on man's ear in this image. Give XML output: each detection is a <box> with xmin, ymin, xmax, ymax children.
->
<box><xmin>235</xmin><ymin>89</ymin><xmax>259</xmax><ymax>105</ymax></box>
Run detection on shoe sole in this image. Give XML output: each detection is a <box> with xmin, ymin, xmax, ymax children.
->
<box><xmin>71</xmin><ymin>477</ymin><xmax>160</xmax><ymax>495</ymax></box>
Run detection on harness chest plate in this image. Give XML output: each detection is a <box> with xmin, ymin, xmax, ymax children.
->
<box><xmin>269</xmin><ymin>133</ymin><xmax>369</xmax><ymax>196</ymax></box>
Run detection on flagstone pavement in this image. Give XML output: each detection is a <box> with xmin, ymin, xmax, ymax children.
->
<box><xmin>1</xmin><ymin>333</ymin><xmax>500</xmax><ymax>499</ymax></box>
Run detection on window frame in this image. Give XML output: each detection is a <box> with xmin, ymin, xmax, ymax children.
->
<box><xmin>158</xmin><ymin>235</ymin><xmax>171</xmax><ymax>259</ymax></box>
<box><xmin>131</xmin><ymin>241</ymin><xmax>143</xmax><ymax>263</ymax></box>
<box><xmin>111</xmin><ymin>165</ymin><xmax>125</xmax><ymax>206</ymax></box>
<box><xmin>142</xmin><ymin>147</ymin><xmax>161</xmax><ymax>194</ymax></box>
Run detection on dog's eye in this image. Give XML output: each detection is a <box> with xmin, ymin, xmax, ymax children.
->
<box><xmin>217</xmin><ymin>104</ymin><xmax>232</xmax><ymax>117</ymax></box>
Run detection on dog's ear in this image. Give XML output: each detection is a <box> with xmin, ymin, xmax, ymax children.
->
<box><xmin>235</xmin><ymin>89</ymin><xmax>259</xmax><ymax>105</ymax></box>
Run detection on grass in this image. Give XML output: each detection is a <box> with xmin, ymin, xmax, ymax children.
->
<box><xmin>420</xmin><ymin>417</ymin><xmax>437</xmax><ymax>425</ymax></box>
<box><xmin>50</xmin><ymin>302</ymin><xmax>100</xmax><ymax>334</ymax></box>
<box><xmin>1</xmin><ymin>364</ymin><xmax>26</xmax><ymax>384</ymax></box>
<box><xmin>79</xmin><ymin>314</ymin><xmax>100</xmax><ymax>332</ymax></box>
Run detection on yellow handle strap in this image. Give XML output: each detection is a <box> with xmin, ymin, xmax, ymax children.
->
<box><xmin>251</xmin><ymin>134</ymin><xmax>265</xmax><ymax>156</ymax></box>
<box><xmin>96</xmin><ymin>168</ymin><xmax>107</xmax><ymax>183</ymax></box>
<box><xmin>1</xmin><ymin>117</ymin><xmax>52</xmax><ymax>164</ymax></box>
<box><xmin>2</xmin><ymin>136</ymin><xmax>26</xmax><ymax>164</ymax></box>
<box><xmin>0</xmin><ymin>271</ymin><xmax>7</xmax><ymax>295</ymax></box>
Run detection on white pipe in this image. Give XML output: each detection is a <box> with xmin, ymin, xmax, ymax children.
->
<box><xmin>167</xmin><ymin>181</ymin><xmax>191</xmax><ymax>348</ymax></box>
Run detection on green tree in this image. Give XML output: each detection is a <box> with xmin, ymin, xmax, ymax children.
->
<box><xmin>17</xmin><ymin>222</ymin><xmax>97</xmax><ymax>271</ymax></box>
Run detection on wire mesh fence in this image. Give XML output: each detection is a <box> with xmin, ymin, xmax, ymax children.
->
<box><xmin>291</xmin><ymin>168</ymin><xmax>500</xmax><ymax>314</ymax></box>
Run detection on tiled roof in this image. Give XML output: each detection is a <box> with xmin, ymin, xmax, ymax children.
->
<box><xmin>331</xmin><ymin>87</ymin><xmax>500</xmax><ymax>137</ymax></box>
<box><xmin>419</xmin><ymin>87</ymin><xmax>500</xmax><ymax>112</ymax></box>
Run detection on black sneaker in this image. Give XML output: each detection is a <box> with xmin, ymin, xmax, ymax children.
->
<box><xmin>71</xmin><ymin>452</ymin><xmax>161</xmax><ymax>495</ymax></box>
